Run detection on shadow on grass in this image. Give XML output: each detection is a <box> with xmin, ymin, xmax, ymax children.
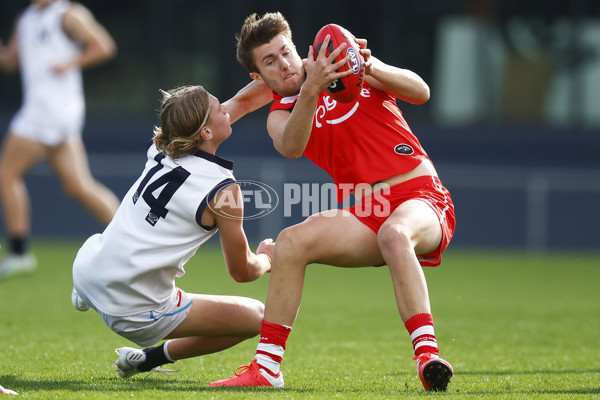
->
<box><xmin>0</xmin><ymin>373</ymin><xmax>420</xmax><ymax>397</ymax></box>
<box><xmin>0</xmin><ymin>374</ymin><xmax>419</xmax><ymax>396</ymax></box>
<box><xmin>2</xmin><ymin>371</ymin><xmax>598</xmax><ymax>396</ymax></box>
<box><xmin>0</xmin><ymin>375</ymin><xmax>198</xmax><ymax>392</ymax></box>
<box><xmin>0</xmin><ymin>374</ymin><xmax>316</xmax><ymax>394</ymax></box>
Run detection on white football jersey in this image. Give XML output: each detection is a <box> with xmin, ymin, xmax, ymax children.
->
<box><xmin>73</xmin><ymin>143</ymin><xmax>236</xmax><ymax>316</ymax></box>
<box><xmin>15</xmin><ymin>0</ymin><xmax>84</xmax><ymax>126</ymax></box>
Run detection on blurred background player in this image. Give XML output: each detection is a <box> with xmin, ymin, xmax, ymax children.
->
<box><xmin>209</xmin><ymin>12</ymin><xmax>455</xmax><ymax>391</ymax></box>
<box><xmin>72</xmin><ymin>83</ymin><xmax>275</xmax><ymax>378</ymax></box>
<box><xmin>0</xmin><ymin>0</ymin><xmax>119</xmax><ymax>279</ymax></box>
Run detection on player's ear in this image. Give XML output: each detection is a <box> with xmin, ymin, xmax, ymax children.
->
<box><xmin>250</xmin><ymin>72</ymin><xmax>264</xmax><ymax>84</ymax></box>
<box><xmin>200</xmin><ymin>127</ymin><xmax>212</xmax><ymax>141</ymax></box>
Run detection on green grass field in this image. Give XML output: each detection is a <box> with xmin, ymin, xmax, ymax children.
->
<box><xmin>0</xmin><ymin>240</ymin><xmax>599</xmax><ymax>399</ymax></box>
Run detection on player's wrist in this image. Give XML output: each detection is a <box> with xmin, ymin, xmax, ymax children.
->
<box><xmin>257</xmin><ymin>251</ymin><xmax>272</xmax><ymax>263</ymax></box>
<box><xmin>366</xmin><ymin>57</ymin><xmax>382</xmax><ymax>77</ymax></box>
<box><xmin>299</xmin><ymin>81</ymin><xmax>322</xmax><ymax>99</ymax></box>
<box><xmin>256</xmin><ymin>252</ymin><xmax>272</xmax><ymax>273</ymax></box>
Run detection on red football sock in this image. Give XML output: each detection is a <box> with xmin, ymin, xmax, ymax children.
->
<box><xmin>254</xmin><ymin>320</ymin><xmax>292</xmax><ymax>376</ymax></box>
<box><xmin>405</xmin><ymin>313</ymin><xmax>439</xmax><ymax>357</ymax></box>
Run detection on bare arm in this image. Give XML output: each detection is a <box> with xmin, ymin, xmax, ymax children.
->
<box><xmin>357</xmin><ymin>38</ymin><xmax>429</xmax><ymax>105</ymax></box>
<box><xmin>54</xmin><ymin>3</ymin><xmax>116</xmax><ymax>73</ymax></box>
<box><xmin>205</xmin><ymin>184</ymin><xmax>272</xmax><ymax>282</ymax></box>
<box><xmin>266</xmin><ymin>35</ymin><xmax>352</xmax><ymax>159</ymax></box>
<box><xmin>222</xmin><ymin>80</ymin><xmax>273</xmax><ymax>124</ymax></box>
<box><xmin>0</xmin><ymin>18</ymin><xmax>20</xmax><ymax>73</ymax></box>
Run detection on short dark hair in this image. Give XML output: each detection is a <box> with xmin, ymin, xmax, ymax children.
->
<box><xmin>236</xmin><ymin>12</ymin><xmax>293</xmax><ymax>73</ymax></box>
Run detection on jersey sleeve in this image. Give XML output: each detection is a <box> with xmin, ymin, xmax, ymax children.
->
<box><xmin>268</xmin><ymin>91</ymin><xmax>325</xmax><ymax>167</ymax></box>
<box><xmin>269</xmin><ymin>92</ymin><xmax>299</xmax><ymax>114</ymax></box>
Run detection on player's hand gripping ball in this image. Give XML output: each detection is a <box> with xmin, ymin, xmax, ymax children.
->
<box><xmin>313</xmin><ymin>24</ymin><xmax>365</xmax><ymax>103</ymax></box>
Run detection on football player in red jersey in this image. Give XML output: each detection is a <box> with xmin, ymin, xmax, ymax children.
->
<box><xmin>209</xmin><ymin>12</ymin><xmax>455</xmax><ymax>391</ymax></box>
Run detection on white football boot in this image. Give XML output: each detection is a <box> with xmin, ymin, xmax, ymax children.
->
<box><xmin>114</xmin><ymin>347</ymin><xmax>179</xmax><ymax>378</ymax></box>
<box><xmin>0</xmin><ymin>253</ymin><xmax>37</xmax><ymax>280</ymax></box>
<box><xmin>71</xmin><ymin>288</ymin><xmax>90</xmax><ymax>311</ymax></box>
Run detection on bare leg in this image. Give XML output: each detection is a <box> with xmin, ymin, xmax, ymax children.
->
<box><xmin>262</xmin><ymin>201</ymin><xmax>441</xmax><ymax>326</ymax></box>
<box><xmin>377</xmin><ymin>200</ymin><xmax>442</xmax><ymax>322</ymax></box>
<box><xmin>0</xmin><ymin>133</ymin><xmax>46</xmax><ymax>238</ymax></box>
<box><xmin>48</xmin><ymin>136</ymin><xmax>119</xmax><ymax>226</ymax></box>
<box><xmin>263</xmin><ymin>209</ymin><xmax>384</xmax><ymax>326</ymax></box>
<box><xmin>208</xmin><ymin>205</ymin><xmax>447</xmax><ymax>387</ymax></box>
<box><xmin>164</xmin><ymin>294</ymin><xmax>264</xmax><ymax>360</ymax></box>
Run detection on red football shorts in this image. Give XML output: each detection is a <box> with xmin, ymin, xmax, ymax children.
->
<box><xmin>347</xmin><ymin>175</ymin><xmax>455</xmax><ymax>267</ymax></box>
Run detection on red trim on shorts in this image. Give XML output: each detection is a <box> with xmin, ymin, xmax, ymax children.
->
<box><xmin>346</xmin><ymin>175</ymin><xmax>455</xmax><ymax>267</ymax></box>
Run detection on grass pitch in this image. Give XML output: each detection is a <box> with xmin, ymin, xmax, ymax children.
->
<box><xmin>0</xmin><ymin>239</ymin><xmax>599</xmax><ymax>399</ymax></box>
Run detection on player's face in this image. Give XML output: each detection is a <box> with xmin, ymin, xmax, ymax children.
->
<box><xmin>250</xmin><ymin>34</ymin><xmax>305</xmax><ymax>97</ymax></box>
<box><xmin>205</xmin><ymin>95</ymin><xmax>231</xmax><ymax>143</ymax></box>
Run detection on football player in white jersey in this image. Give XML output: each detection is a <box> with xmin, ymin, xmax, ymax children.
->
<box><xmin>0</xmin><ymin>0</ymin><xmax>119</xmax><ymax>279</ymax></box>
<box><xmin>72</xmin><ymin>83</ymin><xmax>276</xmax><ymax>379</ymax></box>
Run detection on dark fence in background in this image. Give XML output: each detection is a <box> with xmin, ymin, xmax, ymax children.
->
<box><xmin>2</xmin><ymin>0</ymin><xmax>600</xmax><ymax>126</ymax></box>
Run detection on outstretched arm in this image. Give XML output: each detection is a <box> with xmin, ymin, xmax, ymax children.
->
<box><xmin>222</xmin><ymin>80</ymin><xmax>273</xmax><ymax>124</ymax></box>
<box><xmin>357</xmin><ymin>38</ymin><xmax>430</xmax><ymax>105</ymax></box>
<box><xmin>205</xmin><ymin>184</ymin><xmax>273</xmax><ymax>282</ymax></box>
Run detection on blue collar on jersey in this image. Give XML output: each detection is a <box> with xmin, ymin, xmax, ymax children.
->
<box><xmin>193</xmin><ymin>149</ymin><xmax>234</xmax><ymax>170</ymax></box>
<box><xmin>145</xmin><ymin>139</ymin><xmax>234</xmax><ymax>170</ymax></box>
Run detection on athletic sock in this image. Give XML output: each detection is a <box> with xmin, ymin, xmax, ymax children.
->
<box><xmin>138</xmin><ymin>342</ymin><xmax>174</xmax><ymax>372</ymax></box>
<box><xmin>405</xmin><ymin>313</ymin><xmax>439</xmax><ymax>357</ymax></box>
<box><xmin>254</xmin><ymin>320</ymin><xmax>292</xmax><ymax>376</ymax></box>
<box><xmin>10</xmin><ymin>236</ymin><xmax>27</xmax><ymax>255</ymax></box>
<box><xmin>163</xmin><ymin>339</ymin><xmax>176</xmax><ymax>362</ymax></box>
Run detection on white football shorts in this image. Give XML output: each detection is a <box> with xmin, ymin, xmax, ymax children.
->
<box><xmin>8</xmin><ymin>104</ymin><xmax>84</xmax><ymax>146</ymax></box>
<box><xmin>77</xmin><ymin>287</ymin><xmax>193</xmax><ymax>347</ymax></box>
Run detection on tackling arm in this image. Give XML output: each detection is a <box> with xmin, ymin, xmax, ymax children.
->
<box><xmin>206</xmin><ymin>184</ymin><xmax>272</xmax><ymax>282</ymax></box>
<box><xmin>222</xmin><ymin>80</ymin><xmax>273</xmax><ymax>124</ymax></box>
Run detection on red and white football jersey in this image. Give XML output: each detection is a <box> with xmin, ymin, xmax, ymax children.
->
<box><xmin>270</xmin><ymin>82</ymin><xmax>429</xmax><ymax>202</ymax></box>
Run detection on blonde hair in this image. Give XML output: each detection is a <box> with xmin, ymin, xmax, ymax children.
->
<box><xmin>152</xmin><ymin>86</ymin><xmax>211</xmax><ymax>159</ymax></box>
<box><xmin>236</xmin><ymin>12</ymin><xmax>293</xmax><ymax>72</ymax></box>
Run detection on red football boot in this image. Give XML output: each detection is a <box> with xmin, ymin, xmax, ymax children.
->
<box><xmin>208</xmin><ymin>360</ymin><xmax>284</xmax><ymax>388</ymax></box>
<box><xmin>413</xmin><ymin>353</ymin><xmax>453</xmax><ymax>391</ymax></box>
